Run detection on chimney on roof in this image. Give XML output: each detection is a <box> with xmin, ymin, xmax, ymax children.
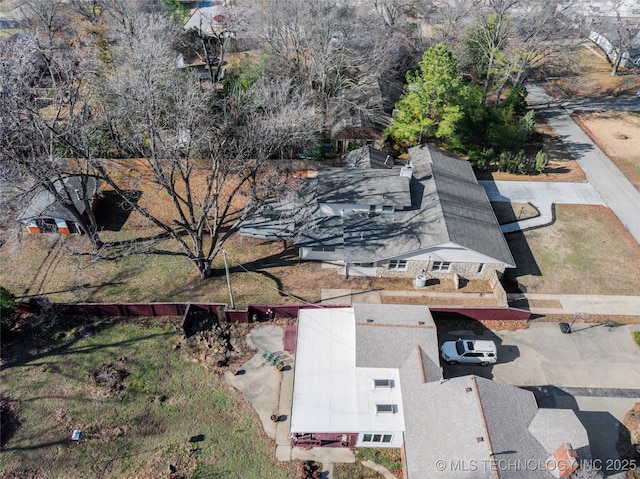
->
<box><xmin>551</xmin><ymin>443</ymin><xmax>579</xmax><ymax>479</ymax></box>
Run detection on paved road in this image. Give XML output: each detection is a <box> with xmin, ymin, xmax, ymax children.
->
<box><xmin>528</xmin><ymin>93</ymin><xmax>640</xmax><ymax>113</ymax></box>
<box><xmin>527</xmin><ymin>83</ymin><xmax>640</xmax><ymax>244</ymax></box>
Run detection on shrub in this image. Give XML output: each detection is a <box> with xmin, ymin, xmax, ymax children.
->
<box><xmin>498</xmin><ymin>150</ymin><xmax>526</xmax><ymax>174</ymax></box>
<box><xmin>468</xmin><ymin>148</ymin><xmax>494</xmax><ymax>170</ymax></box>
<box><xmin>533</xmin><ymin>150</ymin><xmax>549</xmax><ymax>174</ymax></box>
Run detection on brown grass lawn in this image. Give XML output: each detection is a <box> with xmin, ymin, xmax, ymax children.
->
<box><xmin>0</xmin><ymin>225</ymin><xmax>492</xmax><ymax>308</ymax></box>
<box><xmin>575</xmin><ymin>111</ymin><xmax>640</xmax><ymax>192</ymax></box>
<box><xmin>506</xmin><ymin>205</ymin><xmax>640</xmax><ymax>295</ymax></box>
<box><xmin>3</xmin><ymin>204</ymin><xmax>638</xmax><ymax>305</ymax></box>
<box><xmin>545</xmin><ymin>45</ymin><xmax>640</xmax><ymax>98</ymax></box>
<box><xmin>491</xmin><ymin>202</ymin><xmax>539</xmax><ymax>225</ymax></box>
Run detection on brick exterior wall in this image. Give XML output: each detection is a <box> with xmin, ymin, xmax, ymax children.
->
<box><xmin>375</xmin><ymin>260</ymin><xmax>506</xmax><ymax>281</ymax></box>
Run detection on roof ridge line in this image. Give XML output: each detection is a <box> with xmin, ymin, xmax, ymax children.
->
<box><xmin>416</xmin><ymin>345</ymin><xmax>427</xmax><ymax>384</ymax></box>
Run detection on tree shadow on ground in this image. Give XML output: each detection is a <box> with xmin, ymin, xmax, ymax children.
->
<box><xmin>95</xmin><ymin>190</ymin><xmax>142</xmax><ymax>232</ymax></box>
<box><xmin>0</xmin><ymin>318</ymin><xmax>172</xmax><ymax>371</ymax></box>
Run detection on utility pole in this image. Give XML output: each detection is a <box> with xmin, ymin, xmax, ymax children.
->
<box><xmin>222</xmin><ymin>250</ymin><xmax>235</xmax><ymax>309</ymax></box>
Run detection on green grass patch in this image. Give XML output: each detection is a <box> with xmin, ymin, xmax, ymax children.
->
<box><xmin>0</xmin><ymin>320</ymin><xmax>296</xmax><ymax>479</ymax></box>
<box><xmin>354</xmin><ymin>447</ymin><xmax>403</xmax><ymax>474</ymax></box>
<box><xmin>632</xmin><ymin>331</ymin><xmax>640</xmax><ymax>348</ymax></box>
<box><xmin>333</xmin><ymin>461</ymin><xmax>385</xmax><ymax>479</ymax></box>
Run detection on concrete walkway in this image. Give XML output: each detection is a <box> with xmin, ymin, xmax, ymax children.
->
<box><xmin>526</xmin><ymin>83</ymin><xmax>640</xmax><ymax>244</ymax></box>
<box><xmin>323</xmin><ymin>288</ymin><xmax>640</xmax><ymax>317</ymax></box>
<box><xmin>226</xmin><ymin>325</ymin><xmax>362</xmax><ymax>479</ymax></box>
<box><xmin>509</xmin><ymin>293</ymin><xmax>640</xmax><ymax>316</ymax></box>
<box><xmin>479</xmin><ymin>180</ymin><xmax>605</xmax><ymax>232</ymax></box>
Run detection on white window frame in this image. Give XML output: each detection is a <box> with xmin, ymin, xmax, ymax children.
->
<box><xmin>388</xmin><ymin>260</ymin><xmax>407</xmax><ymax>271</ymax></box>
<box><xmin>373</xmin><ymin>379</ymin><xmax>394</xmax><ymax>388</ymax></box>
<box><xmin>431</xmin><ymin>261</ymin><xmax>451</xmax><ymax>273</ymax></box>
<box><xmin>376</xmin><ymin>404</ymin><xmax>397</xmax><ymax>414</ymax></box>
<box><xmin>362</xmin><ymin>433</ymin><xmax>393</xmax><ymax>443</ymax></box>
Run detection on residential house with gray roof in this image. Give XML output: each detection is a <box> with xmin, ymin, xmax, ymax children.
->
<box><xmin>290</xmin><ymin>304</ymin><xmax>591</xmax><ymax>479</ymax></box>
<box><xmin>18</xmin><ymin>175</ymin><xmax>101</xmax><ymax>235</ymax></box>
<box><xmin>240</xmin><ymin>143</ymin><xmax>515</xmax><ymax>281</ymax></box>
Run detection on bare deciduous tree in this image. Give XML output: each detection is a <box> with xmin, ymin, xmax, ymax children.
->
<box><xmin>460</xmin><ymin>0</ymin><xmax>572</xmax><ymax>104</ymax></box>
<box><xmin>0</xmin><ymin>2</ymin><xmax>105</xmax><ymax>247</ymax></box>
<box><xmin>250</xmin><ymin>0</ymin><xmax>405</xmax><ymax>137</ymax></box>
<box><xmin>96</xmin><ymin>13</ymin><xmax>319</xmax><ymax>278</ymax></box>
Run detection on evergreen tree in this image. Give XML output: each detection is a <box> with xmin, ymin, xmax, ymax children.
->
<box><xmin>385</xmin><ymin>45</ymin><xmax>469</xmax><ymax>148</ymax></box>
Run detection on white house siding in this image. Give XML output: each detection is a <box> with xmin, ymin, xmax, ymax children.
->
<box><xmin>375</xmin><ymin>260</ymin><xmax>504</xmax><ymax>280</ymax></box>
<box><xmin>319</xmin><ymin>203</ymin><xmax>373</xmax><ymax>216</ymax></box>
<box><xmin>346</xmin><ymin>264</ymin><xmax>377</xmax><ymax>277</ymax></box>
<box><xmin>299</xmin><ymin>247</ymin><xmax>345</xmax><ymax>261</ymax></box>
<box><xmin>301</xmin><ymin>243</ymin><xmax>507</xmax><ymax>279</ymax></box>
<box><xmin>355</xmin><ymin>431</ymin><xmax>404</xmax><ymax>448</ymax></box>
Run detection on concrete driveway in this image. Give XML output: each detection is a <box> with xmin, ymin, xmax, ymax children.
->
<box><xmin>480</xmin><ymin>180</ymin><xmax>605</xmax><ymax>232</ymax></box>
<box><xmin>526</xmin><ymin>83</ymin><xmax>640</xmax><ymax>244</ymax></box>
<box><xmin>443</xmin><ymin>322</ymin><xmax>640</xmax><ymax>478</ymax></box>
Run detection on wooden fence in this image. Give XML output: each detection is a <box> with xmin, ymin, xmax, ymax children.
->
<box><xmin>18</xmin><ymin>300</ymin><xmax>530</xmax><ymax>323</ymax></box>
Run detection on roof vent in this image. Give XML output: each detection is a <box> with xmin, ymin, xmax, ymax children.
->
<box><xmin>400</xmin><ymin>165</ymin><xmax>413</xmax><ymax>178</ymax></box>
<box><xmin>418</xmin><ymin>321</ymin><xmax>425</xmax><ymax>325</ymax></box>
<box><xmin>367</xmin><ymin>319</ymin><xmax>374</xmax><ymax>323</ymax></box>
<box><xmin>476</xmin><ymin>437</ymin><xmax>484</xmax><ymax>443</ymax></box>
<box><xmin>465</xmin><ymin>387</ymin><xmax>473</xmax><ymax>393</ymax></box>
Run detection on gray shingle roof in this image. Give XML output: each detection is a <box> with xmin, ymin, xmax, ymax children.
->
<box><xmin>338</xmin><ymin>144</ymin><xmax>514</xmax><ymax>265</ymax></box>
<box><xmin>401</xmin><ymin>373</ymin><xmax>590</xmax><ymax>479</ymax></box>
<box><xmin>474</xmin><ymin>376</ymin><xmax>551</xmax><ymax>479</ymax></box>
<box><xmin>18</xmin><ymin>175</ymin><xmax>101</xmax><ymax>222</ymax></box>
<box><xmin>241</xmin><ymin>143</ymin><xmax>515</xmax><ymax>267</ymax></box>
<box><xmin>409</xmin><ymin>145</ymin><xmax>515</xmax><ymax>267</ymax></box>
<box><xmin>342</xmin><ymin>145</ymin><xmax>394</xmax><ymax>169</ymax></box>
<box><xmin>353</xmin><ymin>304</ymin><xmax>440</xmax><ymax>372</ymax></box>
<box><xmin>315</xmin><ymin>169</ymin><xmax>411</xmax><ymax>207</ymax></box>
<box><xmin>528</xmin><ymin>409</ymin><xmax>592</xmax><ymax>459</ymax></box>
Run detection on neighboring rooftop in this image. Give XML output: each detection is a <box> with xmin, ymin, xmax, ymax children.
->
<box><xmin>401</xmin><ymin>373</ymin><xmax>590</xmax><ymax>479</ymax></box>
<box><xmin>290</xmin><ymin>306</ymin><xmax>406</xmax><ymax>435</ymax></box>
<box><xmin>18</xmin><ymin>175</ymin><xmax>101</xmax><ymax>223</ymax></box>
<box><xmin>315</xmin><ymin>168</ymin><xmax>411</xmax><ymax>207</ymax></box>
<box><xmin>342</xmin><ymin>145</ymin><xmax>394</xmax><ymax>170</ymax></box>
<box><xmin>297</xmin><ymin>144</ymin><xmax>514</xmax><ymax>266</ymax></box>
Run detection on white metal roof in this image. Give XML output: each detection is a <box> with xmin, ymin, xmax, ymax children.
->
<box><xmin>290</xmin><ymin>307</ymin><xmax>405</xmax><ymax>434</ymax></box>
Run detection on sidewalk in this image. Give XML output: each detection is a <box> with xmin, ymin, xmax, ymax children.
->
<box><xmin>509</xmin><ymin>293</ymin><xmax>640</xmax><ymax>316</ymax></box>
<box><xmin>322</xmin><ymin>288</ymin><xmax>640</xmax><ymax>317</ymax></box>
<box><xmin>527</xmin><ymin>83</ymin><xmax>640</xmax><ymax>245</ymax></box>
